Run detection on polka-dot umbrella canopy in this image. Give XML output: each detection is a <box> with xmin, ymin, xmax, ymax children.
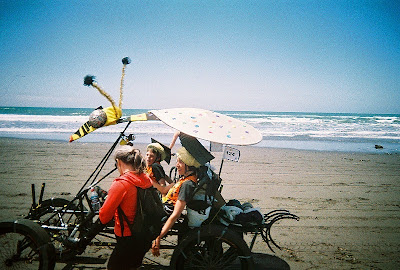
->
<box><xmin>150</xmin><ymin>108</ymin><xmax>262</xmax><ymax>145</ymax></box>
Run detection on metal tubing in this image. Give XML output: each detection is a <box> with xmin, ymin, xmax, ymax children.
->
<box><xmin>31</xmin><ymin>183</ymin><xmax>36</xmax><ymax>208</ymax></box>
<box><xmin>39</xmin><ymin>182</ymin><xmax>45</xmax><ymax>204</ymax></box>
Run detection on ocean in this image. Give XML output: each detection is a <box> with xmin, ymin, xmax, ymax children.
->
<box><xmin>0</xmin><ymin>107</ymin><xmax>399</xmax><ymax>154</ymax></box>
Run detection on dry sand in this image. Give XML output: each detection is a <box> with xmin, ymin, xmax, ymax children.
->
<box><xmin>0</xmin><ymin>137</ymin><xmax>399</xmax><ymax>269</ymax></box>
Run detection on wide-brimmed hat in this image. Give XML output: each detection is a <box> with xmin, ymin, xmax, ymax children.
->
<box><xmin>177</xmin><ymin>147</ymin><xmax>201</xmax><ymax>168</ymax></box>
<box><xmin>178</xmin><ymin>133</ymin><xmax>214</xmax><ymax>166</ymax></box>
<box><xmin>147</xmin><ymin>138</ymin><xmax>171</xmax><ymax>164</ymax></box>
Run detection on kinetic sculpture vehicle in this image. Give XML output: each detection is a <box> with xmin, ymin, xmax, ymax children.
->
<box><xmin>0</xmin><ymin>58</ymin><xmax>299</xmax><ymax>270</ymax></box>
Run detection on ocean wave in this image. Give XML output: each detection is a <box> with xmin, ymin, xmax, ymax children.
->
<box><xmin>0</xmin><ymin>114</ymin><xmax>86</xmax><ymax>123</ymax></box>
<box><xmin>0</xmin><ymin>109</ymin><xmax>399</xmax><ymax>145</ymax></box>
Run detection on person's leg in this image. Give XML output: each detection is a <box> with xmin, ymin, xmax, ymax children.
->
<box><xmin>128</xmin><ymin>233</ymin><xmax>153</xmax><ymax>268</ymax></box>
<box><xmin>107</xmin><ymin>236</ymin><xmax>134</xmax><ymax>270</ymax></box>
<box><xmin>107</xmin><ymin>235</ymin><xmax>152</xmax><ymax>270</ymax></box>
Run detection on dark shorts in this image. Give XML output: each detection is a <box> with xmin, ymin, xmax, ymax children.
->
<box><xmin>107</xmin><ymin>233</ymin><xmax>152</xmax><ymax>270</ymax></box>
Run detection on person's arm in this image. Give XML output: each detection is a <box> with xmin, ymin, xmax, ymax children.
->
<box><xmin>99</xmin><ymin>182</ymin><xmax>125</xmax><ymax>224</ymax></box>
<box><xmin>152</xmin><ymin>163</ymin><xmax>173</xmax><ymax>185</ymax></box>
<box><xmin>163</xmin><ymin>174</ymin><xmax>174</xmax><ymax>184</ymax></box>
<box><xmin>169</xmin><ymin>131</ymin><xmax>180</xmax><ymax>149</ymax></box>
<box><xmin>151</xmin><ymin>199</ymin><xmax>186</xmax><ymax>256</ymax></box>
<box><xmin>150</xmin><ymin>178</ymin><xmax>173</xmax><ymax>195</ymax></box>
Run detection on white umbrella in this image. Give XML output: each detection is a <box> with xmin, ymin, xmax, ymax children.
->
<box><xmin>150</xmin><ymin>108</ymin><xmax>262</xmax><ymax>146</ymax></box>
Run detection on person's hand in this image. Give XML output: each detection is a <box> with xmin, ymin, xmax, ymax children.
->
<box><xmin>151</xmin><ymin>237</ymin><xmax>160</xmax><ymax>256</ymax></box>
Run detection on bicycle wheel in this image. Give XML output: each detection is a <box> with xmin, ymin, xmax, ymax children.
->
<box><xmin>0</xmin><ymin>219</ymin><xmax>56</xmax><ymax>270</ymax></box>
<box><xmin>170</xmin><ymin>224</ymin><xmax>254</xmax><ymax>270</ymax></box>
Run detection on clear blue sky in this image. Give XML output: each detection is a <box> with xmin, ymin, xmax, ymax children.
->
<box><xmin>1</xmin><ymin>0</ymin><xmax>399</xmax><ymax>113</ymax></box>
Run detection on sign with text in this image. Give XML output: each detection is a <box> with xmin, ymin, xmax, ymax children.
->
<box><xmin>223</xmin><ymin>146</ymin><xmax>240</xmax><ymax>162</ymax></box>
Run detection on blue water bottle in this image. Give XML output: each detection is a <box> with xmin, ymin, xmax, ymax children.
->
<box><xmin>90</xmin><ymin>188</ymin><xmax>100</xmax><ymax>212</ymax></box>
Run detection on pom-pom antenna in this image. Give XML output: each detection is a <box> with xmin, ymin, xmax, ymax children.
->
<box><xmin>84</xmin><ymin>75</ymin><xmax>95</xmax><ymax>86</ymax></box>
<box><xmin>119</xmin><ymin>57</ymin><xmax>130</xmax><ymax>108</ymax></box>
<box><xmin>122</xmin><ymin>57</ymin><xmax>131</xmax><ymax>65</ymax></box>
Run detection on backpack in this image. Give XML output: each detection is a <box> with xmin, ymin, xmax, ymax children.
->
<box><xmin>188</xmin><ymin>165</ymin><xmax>222</xmax><ymax>208</ymax></box>
<box><xmin>118</xmin><ymin>186</ymin><xmax>167</xmax><ymax>240</ymax></box>
<box><xmin>186</xmin><ymin>166</ymin><xmax>224</xmax><ymax>227</ymax></box>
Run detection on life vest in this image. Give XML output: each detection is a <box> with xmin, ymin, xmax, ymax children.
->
<box><xmin>146</xmin><ymin>166</ymin><xmax>155</xmax><ymax>181</ymax></box>
<box><xmin>147</xmin><ymin>163</ymin><xmax>165</xmax><ymax>183</ymax></box>
<box><xmin>163</xmin><ymin>175</ymin><xmax>197</xmax><ymax>205</ymax></box>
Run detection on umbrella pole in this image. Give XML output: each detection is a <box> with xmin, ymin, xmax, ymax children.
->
<box><xmin>218</xmin><ymin>144</ymin><xmax>226</xmax><ymax>177</ymax></box>
<box><xmin>218</xmin><ymin>158</ymin><xmax>224</xmax><ymax>177</ymax></box>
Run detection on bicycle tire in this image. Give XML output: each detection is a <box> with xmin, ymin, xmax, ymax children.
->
<box><xmin>0</xmin><ymin>219</ymin><xmax>56</xmax><ymax>270</ymax></box>
<box><xmin>170</xmin><ymin>224</ymin><xmax>254</xmax><ymax>270</ymax></box>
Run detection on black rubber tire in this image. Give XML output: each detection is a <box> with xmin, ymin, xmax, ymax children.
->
<box><xmin>169</xmin><ymin>166</ymin><xmax>178</xmax><ymax>182</ymax></box>
<box><xmin>170</xmin><ymin>224</ymin><xmax>254</xmax><ymax>270</ymax></box>
<box><xmin>0</xmin><ymin>219</ymin><xmax>56</xmax><ymax>270</ymax></box>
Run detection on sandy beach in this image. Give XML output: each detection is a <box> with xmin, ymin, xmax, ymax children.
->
<box><xmin>0</xmin><ymin>137</ymin><xmax>399</xmax><ymax>269</ymax></box>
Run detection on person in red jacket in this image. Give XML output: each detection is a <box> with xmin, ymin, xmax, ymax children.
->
<box><xmin>99</xmin><ymin>145</ymin><xmax>152</xmax><ymax>270</ymax></box>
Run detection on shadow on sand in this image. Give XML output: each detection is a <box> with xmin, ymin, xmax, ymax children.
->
<box><xmin>252</xmin><ymin>252</ymin><xmax>290</xmax><ymax>270</ymax></box>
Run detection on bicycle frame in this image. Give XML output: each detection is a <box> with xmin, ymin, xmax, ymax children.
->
<box><xmin>27</xmin><ymin>122</ymin><xmax>135</xmax><ymax>248</ymax></box>
<box><xmin>24</xmin><ymin>119</ymin><xmax>299</xmax><ymax>266</ymax></box>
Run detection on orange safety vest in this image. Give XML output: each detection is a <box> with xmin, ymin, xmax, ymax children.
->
<box><xmin>163</xmin><ymin>175</ymin><xmax>197</xmax><ymax>205</ymax></box>
<box><xmin>146</xmin><ymin>166</ymin><xmax>155</xmax><ymax>181</ymax></box>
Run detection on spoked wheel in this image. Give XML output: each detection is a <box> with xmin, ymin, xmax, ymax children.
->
<box><xmin>170</xmin><ymin>224</ymin><xmax>254</xmax><ymax>270</ymax></box>
<box><xmin>27</xmin><ymin>198</ymin><xmax>88</xmax><ymax>260</ymax></box>
<box><xmin>0</xmin><ymin>219</ymin><xmax>56</xmax><ymax>270</ymax></box>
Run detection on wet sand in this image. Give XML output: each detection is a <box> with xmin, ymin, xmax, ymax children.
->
<box><xmin>0</xmin><ymin>137</ymin><xmax>399</xmax><ymax>269</ymax></box>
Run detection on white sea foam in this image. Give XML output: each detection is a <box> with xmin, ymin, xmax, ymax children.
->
<box><xmin>0</xmin><ymin>114</ymin><xmax>86</xmax><ymax>123</ymax></box>
<box><xmin>0</xmin><ymin>113</ymin><xmax>399</xmax><ymax>140</ymax></box>
<box><xmin>1</xmin><ymin>108</ymin><xmax>399</xmax><ymax>153</ymax></box>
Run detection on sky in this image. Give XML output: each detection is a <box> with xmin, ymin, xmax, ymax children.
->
<box><xmin>1</xmin><ymin>0</ymin><xmax>399</xmax><ymax>114</ymax></box>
